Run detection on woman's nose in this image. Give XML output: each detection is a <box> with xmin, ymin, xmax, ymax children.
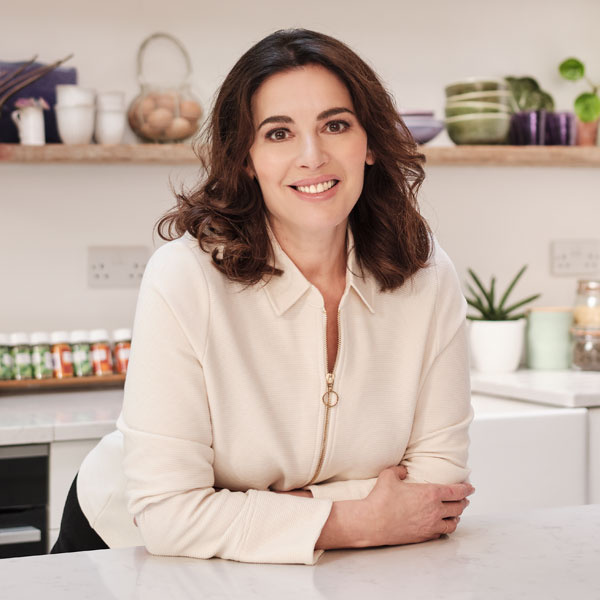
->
<box><xmin>296</xmin><ymin>134</ymin><xmax>328</xmax><ymax>170</ymax></box>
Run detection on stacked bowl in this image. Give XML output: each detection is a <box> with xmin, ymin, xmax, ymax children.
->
<box><xmin>444</xmin><ymin>78</ymin><xmax>516</xmax><ymax>144</ymax></box>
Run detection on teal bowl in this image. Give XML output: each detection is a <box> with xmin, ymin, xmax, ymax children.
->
<box><xmin>445</xmin><ymin>113</ymin><xmax>511</xmax><ymax>145</ymax></box>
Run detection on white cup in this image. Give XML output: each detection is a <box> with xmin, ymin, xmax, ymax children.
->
<box><xmin>94</xmin><ymin>110</ymin><xmax>126</xmax><ymax>144</ymax></box>
<box><xmin>11</xmin><ymin>106</ymin><xmax>45</xmax><ymax>145</ymax></box>
<box><xmin>97</xmin><ymin>91</ymin><xmax>125</xmax><ymax>111</ymax></box>
<box><xmin>55</xmin><ymin>84</ymin><xmax>96</xmax><ymax>107</ymax></box>
<box><xmin>55</xmin><ymin>104</ymin><xmax>95</xmax><ymax>144</ymax></box>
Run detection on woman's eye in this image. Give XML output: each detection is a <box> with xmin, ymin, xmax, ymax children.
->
<box><xmin>266</xmin><ymin>128</ymin><xmax>289</xmax><ymax>141</ymax></box>
<box><xmin>326</xmin><ymin>120</ymin><xmax>351</xmax><ymax>133</ymax></box>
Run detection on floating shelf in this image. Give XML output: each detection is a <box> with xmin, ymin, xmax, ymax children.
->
<box><xmin>2</xmin><ymin>143</ymin><xmax>600</xmax><ymax>167</ymax></box>
<box><xmin>0</xmin><ymin>374</ymin><xmax>126</xmax><ymax>394</ymax></box>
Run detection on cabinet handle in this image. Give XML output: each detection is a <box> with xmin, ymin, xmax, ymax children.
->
<box><xmin>0</xmin><ymin>526</ymin><xmax>41</xmax><ymax>545</ymax></box>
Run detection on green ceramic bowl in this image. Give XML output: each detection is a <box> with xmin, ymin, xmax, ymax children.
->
<box><xmin>445</xmin><ymin>78</ymin><xmax>507</xmax><ymax>97</ymax></box>
<box><xmin>445</xmin><ymin>101</ymin><xmax>512</xmax><ymax>118</ymax></box>
<box><xmin>445</xmin><ymin>113</ymin><xmax>511</xmax><ymax>145</ymax></box>
<box><xmin>446</xmin><ymin>90</ymin><xmax>518</xmax><ymax>111</ymax></box>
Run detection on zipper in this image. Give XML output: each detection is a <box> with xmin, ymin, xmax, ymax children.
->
<box><xmin>306</xmin><ymin>308</ymin><xmax>341</xmax><ymax>486</ymax></box>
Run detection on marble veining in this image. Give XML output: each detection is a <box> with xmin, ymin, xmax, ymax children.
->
<box><xmin>1</xmin><ymin>504</ymin><xmax>599</xmax><ymax>599</ymax></box>
<box><xmin>0</xmin><ymin>389</ymin><xmax>123</xmax><ymax>446</ymax></box>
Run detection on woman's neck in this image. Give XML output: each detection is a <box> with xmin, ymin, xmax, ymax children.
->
<box><xmin>269</xmin><ymin>219</ymin><xmax>348</xmax><ymax>291</ymax></box>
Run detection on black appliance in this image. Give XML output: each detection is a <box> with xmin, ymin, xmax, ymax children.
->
<box><xmin>0</xmin><ymin>444</ymin><xmax>48</xmax><ymax>558</ymax></box>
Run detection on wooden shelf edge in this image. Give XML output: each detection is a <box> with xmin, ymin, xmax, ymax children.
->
<box><xmin>2</xmin><ymin>143</ymin><xmax>600</xmax><ymax>167</ymax></box>
<box><xmin>0</xmin><ymin>374</ymin><xmax>126</xmax><ymax>394</ymax></box>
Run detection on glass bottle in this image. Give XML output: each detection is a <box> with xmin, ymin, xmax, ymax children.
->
<box><xmin>50</xmin><ymin>330</ymin><xmax>74</xmax><ymax>379</ymax></box>
<box><xmin>9</xmin><ymin>332</ymin><xmax>33</xmax><ymax>380</ymax></box>
<box><xmin>90</xmin><ymin>329</ymin><xmax>114</xmax><ymax>376</ymax></box>
<box><xmin>30</xmin><ymin>332</ymin><xmax>54</xmax><ymax>379</ymax></box>
<box><xmin>574</xmin><ymin>280</ymin><xmax>600</xmax><ymax>327</ymax></box>
<box><xmin>112</xmin><ymin>328</ymin><xmax>131</xmax><ymax>375</ymax></box>
<box><xmin>571</xmin><ymin>326</ymin><xmax>600</xmax><ymax>371</ymax></box>
<box><xmin>70</xmin><ymin>330</ymin><xmax>93</xmax><ymax>377</ymax></box>
<box><xmin>0</xmin><ymin>333</ymin><xmax>14</xmax><ymax>380</ymax></box>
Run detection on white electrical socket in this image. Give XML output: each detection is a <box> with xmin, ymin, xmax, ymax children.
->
<box><xmin>551</xmin><ymin>239</ymin><xmax>600</xmax><ymax>276</ymax></box>
<box><xmin>88</xmin><ymin>246</ymin><xmax>150</xmax><ymax>289</ymax></box>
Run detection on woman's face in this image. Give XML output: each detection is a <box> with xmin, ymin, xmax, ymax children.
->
<box><xmin>247</xmin><ymin>64</ymin><xmax>374</xmax><ymax>239</ymax></box>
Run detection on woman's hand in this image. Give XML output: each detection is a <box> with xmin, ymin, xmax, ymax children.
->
<box><xmin>364</xmin><ymin>465</ymin><xmax>474</xmax><ymax>547</ymax></box>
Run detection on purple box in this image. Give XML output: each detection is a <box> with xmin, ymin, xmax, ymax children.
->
<box><xmin>0</xmin><ymin>61</ymin><xmax>78</xmax><ymax>143</ymax></box>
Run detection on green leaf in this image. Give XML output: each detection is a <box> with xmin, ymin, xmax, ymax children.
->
<box><xmin>560</xmin><ymin>58</ymin><xmax>585</xmax><ymax>81</ymax></box>
<box><xmin>498</xmin><ymin>265</ymin><xmax>527</xmax><ymax>311</ymax></box>
<box><xmin>502</xmin><ymin>293</ymin><xmax>542</xmax><ymax>316</ymax></box>
<box><xmin>540</xmin><ymin>91</ymin><xmax>555</xmax><ymax>112</ymax></box>
<box><xmin>574</xmin><ymin>92</ymin><xmax>600</xmax><ymax>122</ymax></box>
<box><xmin>489</xmin><ymin>277</ymin><xmax>496</xmax><ymax>317</ymax></box>
<box><xmin>468</xmin><ymin>269</ymin><xmax>494</xmax><ymax>313</ymax></box>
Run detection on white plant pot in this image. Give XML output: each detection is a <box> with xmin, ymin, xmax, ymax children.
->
<box><xmin>469</xmin><ymin>318</ymin><xmax>526</xmax><ymax>374</ymax></box>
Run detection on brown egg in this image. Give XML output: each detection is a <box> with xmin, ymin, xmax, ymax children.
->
<box><xmin>155</xmin><ymin>93</ymin><xmax>178</xmax><ymax>111</ymax></box>
<box><xmin>180</xmin><ymin>100</ymin><xmax>203</xmax><ymax>121</ymax></box>
<box><xmin>139</xmin><ymin>122</ymin><xmax>156</xmax><ymax>140</ymax></box>
<box><xmin>165</xmin><ymin>117</ymin><xmax>193</xmax><ymax>140</ymax></box>
<box><xmin>139</xmin><ymin>96</ymin><xmax>156</xmax><ymax>117</ymax></box>
<box><xmin>128</xmin><ymin>107</ymin><xmax>141</xmax><ymax>129</ymax></box>
<box><xmin>147</xmin><ymin>107</ymin><xmax>173</xmax><ymax>133</ymax></box>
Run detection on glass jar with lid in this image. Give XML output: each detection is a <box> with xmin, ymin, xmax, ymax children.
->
<box><xmin>112</xmin><ymin>328</ymin><xmax>131</xmax><ymax>375</ymax></box>
<box><xmin>90</xmin><ymin>329</ymin><xmax>114</xmax><ymax>376</ymax></box>
<box><xmin>571</xmin><ymin>326</ymin><xmax>600</xmax><ymax>371</ymax></box>
<box><xmin>30</xmin><ymin>332</ymin><xmax>54</xmax><ymax>379</ymax></box>
<box><xmin>574</xmin><ymin>280</ymin><xmax>600</xmax><ymax>327</ymax></box>
<box><xmin>0</xmin><ymin>333</ymin><xmax>14</xmax><ymax>380</ymax></box>
<box><xmin>10</xmin><ymin>332</ymin><xmax>33</xmax><ymax>380</ymax></box>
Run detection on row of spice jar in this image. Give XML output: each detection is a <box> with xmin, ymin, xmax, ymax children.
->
<box><xmin>0</xmin><ymin>328</ymin><xmax>131</xmax><ymax>381</ymax></box>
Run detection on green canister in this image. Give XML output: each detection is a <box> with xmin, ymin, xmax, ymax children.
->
<box><xmin>30</xmin><ymin>331</ymin><xmax>54</xmax><ymax>379</ymax></box>
<box><xmin>70</xmin><ymin>330</ymin><xmax>93</xmax><ymax>377</ymax></box>
<box><xmin>9</xmin><ymin>332</ymin><xmax>33</xmax><ymax>380</ymax></box>
<box><xmin>0</xmin><ymin>333</ymin><xmax>14</xmax><ymax>380</ymax></box>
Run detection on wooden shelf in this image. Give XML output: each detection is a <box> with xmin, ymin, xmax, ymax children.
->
<box><xmin>0</xmin><ymin>374</ymin><xmax>126</xmax><ymax>394</ymax></box>
<box><xmin>1</xmin><ymin>143</ymin><xmax>600</xmax><ymax>167</ymax></box>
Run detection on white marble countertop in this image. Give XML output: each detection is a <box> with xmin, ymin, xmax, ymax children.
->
<box><xmin>0</xmin><ymin>389</ymin><xmax>123</xmax><ymax>445</ymax></box>
<box><xmin>2</xmin><ymin>504</ymin><xmax>599</xmax><ymax>599</ymax></box>
<box><xmin>471</xmin><ymin>369</ymin><xmax>600</xmax><ymax>408</ymax></box>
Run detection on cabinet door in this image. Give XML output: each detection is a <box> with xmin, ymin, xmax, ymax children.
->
<box><xmin>589</xmin><ymin>408</ymin><xmax>600</xmax><ymax>504</ymax></box>
<box><xmin>469</xmin><ymin>395</ymin><xmax>587</xmax><ymax>515</ymax></box>
<box><xmin>49</xmin><ymin>439</ymin><xmax>100</xmax><ymax>533</ymax></box>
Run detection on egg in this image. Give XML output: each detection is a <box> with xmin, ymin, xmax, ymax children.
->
<box><xmin>180</xmin><ymin>100</ymin><xmax>203</xmax><ymax>121</ymax></box>
<box><xmin>139</xmin><ymin>96</ymin><xmax>156</xmax><ymax>117</ymax></box>
<box><xmin>139</xmin><ymin>122</ymin><xmax>156</xmax><ymax>140</ymax></box>
<box><xmin>165</xmin><ymin>117</ymin><xmax>193</xmax><ymax>140</ymax></box>
<box><xmin>128</xmin><ymin>106</ymin><xmax>141</xmax><ymax>129</ymax></box>
<box><xmin>155</xmin><ymin>93</ymin><xmax>178</xmax><ymax>111</ymax></box>
<box><xmin>147</xmin><ymin>107</ymin><xmax>173</xmax><ymax>133</ymax></box>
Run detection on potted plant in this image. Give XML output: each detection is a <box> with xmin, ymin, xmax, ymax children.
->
<box><xmin>465</xmin><ymin>265</ymin><xmax>541</xmax><ymax>373</ymax></box>
<box><xmin>558</xmin><ymin>58</ymin><xmax>600</xmax><ymax>145</ymax></box>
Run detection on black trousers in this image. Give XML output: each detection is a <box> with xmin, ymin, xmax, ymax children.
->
<box><xmin>50</xmin><ymin>474</ymin><xmax>109</xmax><ymax>553</ymax></box>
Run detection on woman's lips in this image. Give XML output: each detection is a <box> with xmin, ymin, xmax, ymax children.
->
<box><xmin>289</xmin><ymin>180</ymin><xmax>340</xmax><ymax>201</ymax></box>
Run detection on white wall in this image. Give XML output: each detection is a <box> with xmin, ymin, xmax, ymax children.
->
<box><xmin>2</xmin><ymin>0</ymin><xmax>600</xmax><ymax>332</ymax></box>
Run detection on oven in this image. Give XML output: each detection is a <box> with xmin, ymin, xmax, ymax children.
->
<box><xmin>0</xmin><ymin>444</ymin><xmax>48</xmax><ymax>558</ymax></box>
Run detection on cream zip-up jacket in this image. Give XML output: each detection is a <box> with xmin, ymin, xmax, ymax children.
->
<box><xmin>77</xmin><ymin>229</ymin><xmax>472</xmax><ymax>565</ymax></box>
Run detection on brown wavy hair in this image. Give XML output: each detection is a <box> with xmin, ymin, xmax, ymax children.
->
<box><xmin>156</xmin><ymin>28</ymin><xmax>431</xmax><ymax>292</ymax></box>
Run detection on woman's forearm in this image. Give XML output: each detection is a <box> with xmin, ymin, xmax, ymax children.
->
<box><xmin>315</xmin><ymin>499</ymin><xmax>374</xmax><ymax>550</ymax></box>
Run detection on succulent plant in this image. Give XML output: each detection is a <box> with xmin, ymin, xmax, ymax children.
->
<box><xmin>465</xmin><ymin>265</ymin><xmax>541</xmax><ymax>321</ymax></box>
<box><xmin>558</xmin><ymin>58</ymin><xmax>600</xmax><ymax>123</ymax></box>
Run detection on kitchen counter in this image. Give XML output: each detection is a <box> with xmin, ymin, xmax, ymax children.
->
<box><xmin>1</xmin><ymin>504</ymin><xmax>599</xmax><ymax>599</ymax></box>
<box><xmin>0</xmin><ymin>389</ymin><xmax>123</xmax><ymax>445</ymax></box>
<box><xmin>471</xmin><ymin>369</ymin><xmax>600</xmax><ymax>408</ymax></box>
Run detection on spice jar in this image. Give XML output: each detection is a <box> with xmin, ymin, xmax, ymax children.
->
<box><xmin>0</xmin><ymin>333</ymin><xmax>14</xmax><ymax>380</ymax></box>
<box><xmin>70</xmin><ymin>330</ymin><xmax>93</xmax><ymax>377</ymax></box>
<box><xmin>50</xmin><ymin>331</ymin><xmax>74</xmax><ymax>379</ymax></box>
<box><xmin>574</xmin><ymin>280</ymin><xmax>600</xmax><ymax>327</ymax></box>
<box><xmin>571</xmin><ymin>327</ymin><xmax>600</xmax><ymax>371</ymax></box>
<box><xmin>112</xmin><ymin>328</ymin><xmax>131</xmax><ymax>375</ymax></box>
<box><xmin>90</xmin><ymin>329</ymin><xmax>114</xmax><ymax>376</ymax></box>
<box><xmin>9</xmin><ymin>332</ymin><xmax>33</xmax><ymax>380</ymax></box>
<box><xmin>30</xmin><ymin>332</ymin><xmax>54</xmax><ymax>380</ymax></box>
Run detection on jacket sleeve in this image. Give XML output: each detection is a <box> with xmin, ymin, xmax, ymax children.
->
<box><xmin>118</xmin><ymin>245</ymin><xmax>332</xmax><ymax>565</ymax></box>
<box><xmin>304</xmin><ymin>478</ymin><xmax>377</xmax><ymax>501</ymax></box>
<box><xmin>401</xmin><ymin>246</ymin><xmax>473</xmax><ymax>485</ymax></box>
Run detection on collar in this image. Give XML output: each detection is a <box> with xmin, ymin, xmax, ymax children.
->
<box><xmin>263</xmin><ymin>225</ymin><xmax>376</xmax><ymax>316</ymax></box>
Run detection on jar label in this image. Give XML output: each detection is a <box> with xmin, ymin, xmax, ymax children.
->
<box><xmin>15</xmin><ymin>352</ymin><xmax>32</xmax><ymax>366</ymax></box>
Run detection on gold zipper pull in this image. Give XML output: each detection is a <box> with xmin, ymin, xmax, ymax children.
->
<box><xmin>322</xmin><ymin>372</ymin><xmax>338</xmax><ymax>407</ymax></box>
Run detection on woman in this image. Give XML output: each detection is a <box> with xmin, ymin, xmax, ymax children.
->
<box><xmin>52</xmin><ymin>28</ymin><xmax>474</xmax><ymax>564</ymax></box>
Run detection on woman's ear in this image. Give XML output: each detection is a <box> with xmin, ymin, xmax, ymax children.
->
<box><xmin>366</xmin><ymin>148</ymin><xmax>374</xmax><ymax>165</ymax></box>
<box><xmin>244</xmin><ymin>156</ymin><xmax>257</xmax><ymax>179</ymax></box>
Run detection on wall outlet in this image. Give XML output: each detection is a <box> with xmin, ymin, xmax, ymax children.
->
<box><xmin>550</xmin><ymin>239</ymin><xmax>600</xmax><ymax>276</ymax></box>
<box><xmin>88</xmin><ymin>246</ymin><xmax>149</xmax><ymax>289</ymax></box>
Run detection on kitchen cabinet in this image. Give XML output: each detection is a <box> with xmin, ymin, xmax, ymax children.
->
<box><xmin>48</xmin><ymin>439</ymin><xmax>100</xmax><ymax>549</ymax></box>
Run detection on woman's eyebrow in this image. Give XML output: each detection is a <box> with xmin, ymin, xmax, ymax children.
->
<box><xmin>256</xmin><ymin>107</ymin><xmax>355</xmax><ymax>131</ymax></box>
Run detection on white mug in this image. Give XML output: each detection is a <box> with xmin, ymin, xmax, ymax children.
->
<box><xmin>55</xmin><ymin>105</ymin><xmax>95</xmax><ymax>144</ymax></box>
<box><xmin>11</xmin><ymin>106</ymin><xmax>45</xmax><ymax>145</ymax></box>
<box><xmin>55</xmin><ymin>84</ymin><xmax>96</xmax><ymax>107</ymax></box>
<box><xmin>97</xmin><ymin>91</ymin><xmax>125</xmax><ymax>111</ymax></box>
<box><xmin>94</xmin><ymin>110</ymin><xmax>126</xmax><ymax>144</ymax></box>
